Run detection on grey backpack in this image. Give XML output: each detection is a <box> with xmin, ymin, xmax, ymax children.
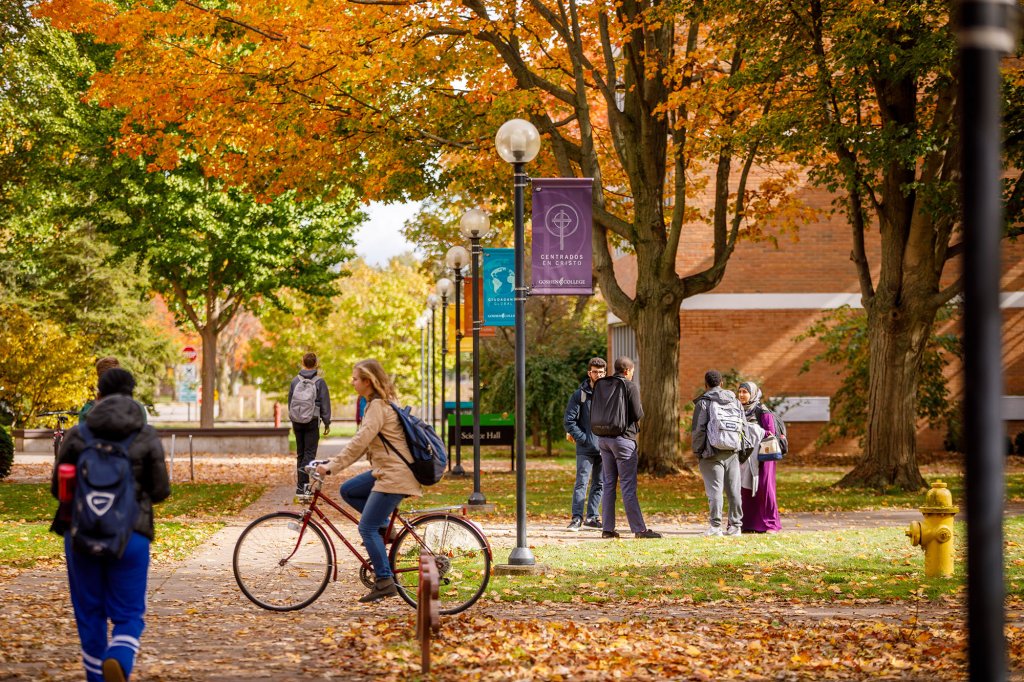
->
<box><xmin>289</xmin><ymin>376</ymin><xmax>318</xmax><ymax>423</ymax></box>
<box><xmin>705</xmin><ymin>395</ymin><xmax>745</xmax><ymax>452</ymax></box>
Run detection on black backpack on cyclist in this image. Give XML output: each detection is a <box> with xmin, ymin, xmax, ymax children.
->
<box><xmin>379</xmin><ymin>403</ymin><xmax>447</xmax><ymax>486</ymax></box>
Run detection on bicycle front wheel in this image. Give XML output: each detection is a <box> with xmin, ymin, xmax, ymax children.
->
<box><xmin>390</xmin><ymin>515</ymin><xmax>490</xmax><ymax>615</ymax></box>
<box><xmin>233</xmin><ymin>512</ymin><xmax>332</xmax><ymax>611</ymax></box>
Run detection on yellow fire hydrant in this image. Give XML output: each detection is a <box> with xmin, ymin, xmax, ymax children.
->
<box><xmin>905</xmin><ymin>480</ymin><xmax>958</xmax><ymax>577</ymax></box>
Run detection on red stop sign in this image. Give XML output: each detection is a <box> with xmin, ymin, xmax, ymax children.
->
<box><xmin>182</xmin><ymin>346</ymin><xmax>198</xmax><ymax>362</ymax></box>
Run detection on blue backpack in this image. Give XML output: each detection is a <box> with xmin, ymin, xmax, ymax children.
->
<box><xmin>70</xmin><ymin>422</ymin><xmax>140</xmax><ymax>559</ymax></box>
<box><xmin>379</xmin><ymin>402</ymin><xmax>447</xmax><ymax>486</ymax></box>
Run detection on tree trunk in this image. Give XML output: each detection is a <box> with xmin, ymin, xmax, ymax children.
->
<box><xmin>634</xmin><ymin>300</ymin><xmax>684</xmax><ymax>475</ymax></box>
<box><xmin>199</xmin><ymin>326</ymin><xmax>218</xmax><ymax>428</ymax></box>
<box><xmin>838</xmin><ymin>301</ymin><xmax>933</xmax><ymax>490</ymax></box>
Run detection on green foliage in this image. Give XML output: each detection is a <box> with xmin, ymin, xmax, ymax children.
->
<box><xmin>0</xmin><ymin>304</ymin><xmax>94</xmax><ymax>427</ymax></box>
<box><xmin>0</xmin><ymin>427</ymin><xmax>12</xmax><ymax>481</ymax></box>
<box><xmin>478</xmin><ymin>298</ymin><xmax>609</xmax><ymax>451</ymax></box>
<box><xmin>798</xmin><ymin>305</ymin><xmax>960</xmax><ymax>446</ymax></box>
<box><xmin>0</xmin><ymin>19</ymin><xmax>176</xmax><ymax>402</ymax></box>
<box><xmin>248</xmin><ymin>258</ymin><xmax>432</xmax><ymax>406</ymax></box>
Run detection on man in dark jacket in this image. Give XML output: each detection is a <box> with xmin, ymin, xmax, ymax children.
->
<box><xmin>51</xmin><ymin>368</ymin><xmax>170</xmax><ymax>682</ymax></box>
<box><xmin>594</xmin><ymin>357</ymin><xmax>662</xmax><ymax>539</ymax></box>
<box><xmin>288</xmin><ymin>352</ymin><xmax>332</xmax><ymax>496</ymax></box>
<box><xmin>563</xmin><ymin>357</ymin><xmax>607</xmax><ymax>531</ymax></box>
<box><xmin>691</xmin><ymin>369</ymin><xmax>745</xmax><ymax>536</ymax></box>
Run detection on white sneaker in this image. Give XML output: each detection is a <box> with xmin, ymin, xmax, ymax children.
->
<box><xmin>702</xmin><ymin>526</ymin><xmax>723</xmax><ymax>537</ymax></box>
<box><xmin>724</xmin><ymin>526</ymin><xmax>741</xmax><ymax>536</ymax></box>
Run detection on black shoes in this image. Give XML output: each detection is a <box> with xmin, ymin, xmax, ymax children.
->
<box><xmin>601</xmin><ymin>530</ymin><xmax>620</xmax><ymax>539</ymax></box>
<box><xmin>566</xmin><ymin>518</ymin><xmax>583</xmax><ymax>532</ymax></box>
<box><xmin>359</xmin><ymin>577</ymin><xmax>399</xmax><ymax>603</ymax></box>
<box><xmin>583</xmin><ymin>516</ymin><xmax>602</xmax><ymax>529</ymax></box>
<box><xmin>635</xmin><ymin>529</ymin><xmax>663</xmax><ymax>539</ymax></box>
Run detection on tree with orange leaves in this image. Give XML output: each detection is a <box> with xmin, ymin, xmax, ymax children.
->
<box><xmin>38</xmin><ymin>0</ymin><xmax>802</xmax><ymax>472</ymax></box>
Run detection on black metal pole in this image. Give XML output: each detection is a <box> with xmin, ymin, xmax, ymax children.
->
<box><xmin>419</xmin><ymin>321</ymin><xmax>424</xmax><ymax>420</ymax></box>
<box><xmin>453</xmin><ymin>270</ymin><xmax>466</xmax><ymax>476</ymax></box>
<box><xmin>440</xmin><ymin>295</ymin><xmax>448</xmax><ymax>450</ymax></box>
<box><xmin>959</xmin><ymin>1</ymin><xmax>1014</xmax><ymax>679</ymax></box>
<box><xmin>509</xmin><ymin>160</ymin><xmax>534</xmax><ymax>565</ymax></box>
<box><xmin>469</xmin><ymin>236</ymin><xmax>487</xmax><ymax>504</ymax></box>
<box><xmin>430</xmin><ymin>308</ymin><xmax>436</xmax><ymax>433</ymax></box>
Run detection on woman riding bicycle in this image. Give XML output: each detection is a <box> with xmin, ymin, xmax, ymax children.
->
<box><xmin>315</xmin><ymin>359</ymin><xmax>421</xmax><ymax>603</ymax></box>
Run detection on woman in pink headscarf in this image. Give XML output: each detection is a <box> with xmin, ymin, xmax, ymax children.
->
<box><xmin>737</xmin><ymin>381</ymin><xmax>782</xmax><ymax>533</ymax></box>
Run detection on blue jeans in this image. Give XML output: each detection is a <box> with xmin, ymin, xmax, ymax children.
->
<box><xmin>340</xmin><ymin>471</ymin><xmax>406</xmax><ymax>579</ymax></box>
<box><xmin>571</xmin><ymin>452</ymin><xmax>603</xmax><ymax>520</ymax></box>
<box><xmin>65</xmin><ymin>532</ymin><xmax>150</xmax><ymax>682</ymax></box>
<box><xmin>598</xmin><ymin>436</ymin><xmax>648</xmax><ymax>534</ymax></box>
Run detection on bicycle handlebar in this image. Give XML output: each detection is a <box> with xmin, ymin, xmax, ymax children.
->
<box><xmin>37</xmin><ymin>410</ymin><xmax>78</xmax><ymax>417</ymax></box>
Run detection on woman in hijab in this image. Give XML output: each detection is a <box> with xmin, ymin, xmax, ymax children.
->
<box><xmin>736</xmin><ymin>381</ymin><xmax>782</xmax><ymax>533</ymax></box>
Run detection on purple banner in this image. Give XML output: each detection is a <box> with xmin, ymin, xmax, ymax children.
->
<box><xmin>531</xmin><ymin>178</ymin><xmax>594</xmax><ymax>295</ymax></box>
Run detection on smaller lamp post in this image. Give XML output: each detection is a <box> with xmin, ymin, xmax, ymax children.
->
<box><xmin>435</xmin><ymin>279</ymin><xmax>453</xmax><ymax>448</ymax></box>
<box><xmin>415</xmin><ymin>313</ymin><xmax>428</xmax><ymax>421</ymax></box>
<box><xmin>459</xmin><ymin>209</ymin><xmax>493</xmax><ymax>504</ymax></box>
<box><xmin>445</xmin><ymin>245</ymin><xmax>470</xmax><ymax>476</ymax></box>
<box><xmin>426</xmin><ymin>294</ymin><xmax>440</xmax><ymax>432</ymax></box>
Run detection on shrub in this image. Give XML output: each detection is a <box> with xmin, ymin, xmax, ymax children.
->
<box><xmin>0</xmin><ymin>427</ymin><xmax>13</xmax><ymax>480</ymax></box>
<box><xmin>1015</xmin><ymin>431</ymin><xmax>1024</xmax><ymax>457</ymax></box>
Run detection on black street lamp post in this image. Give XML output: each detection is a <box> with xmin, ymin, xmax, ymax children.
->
<box><xmin>495</xmin><ymin>118</ymin><xmax>541</xmax><ymax>566</ymax></box>
<box><xmin>417</xmin><ymin>313</ymin><xmax>427</xmax><ymax>421</ymax></box>
<box><xmin>460</xmin><ymin>209</ymin><xmax>493</xmax><ymax>505</ymax></box>
<box><xmin>435</xmin><ymin>280</ymin><xmax>452</xmax><ymax>449</ymax></box>
<box><xmin>426</xmin><ymin>294</ymin><xmax>439</xmax><ymax>433</ymax></box>
<box><xmin>446</xmin><ymin>246</ymin><xmax>470</xmax><ymax>477</ymax></box>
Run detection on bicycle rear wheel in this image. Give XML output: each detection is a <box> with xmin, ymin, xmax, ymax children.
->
<box><xmin>233</xmin><ymin>512</ymin><xmax>332</xmax><ymax>611</ymax></box>
<box><xmin>390</xmin><ymin>515</ymin><xmax>490</xmax><ymax>615</ymax></box>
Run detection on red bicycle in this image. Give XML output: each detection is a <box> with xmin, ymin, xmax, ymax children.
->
<box><xmin>37</xmin><ymin>410</ymin><xmax>77</xmax><ymax>461</ymax></box>
<box><xmin>232</xmin><ymin>463</ymin><xmax>492</xmax><ymax>615</ymax></box>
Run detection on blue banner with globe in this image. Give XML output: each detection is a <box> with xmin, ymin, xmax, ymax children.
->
<box><xmin>482</xmin><ymin>248</ymin><xmax>515</xmax><ymax>326</ymax></box>
<box><xmin>531</xmin><ymin>177</ymin><xmax>594</xmax><ymax>295</ymax></box>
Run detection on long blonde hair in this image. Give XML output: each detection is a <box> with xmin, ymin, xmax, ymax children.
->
<box><xmin>354</xmin><ymin>359</ymin><xmax>397</xmax><ymax>402</ymax></box>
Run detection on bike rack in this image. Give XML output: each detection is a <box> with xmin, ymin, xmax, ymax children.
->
<box><xmin>416</xmin><ymin>549</ymin><xmax>441</xmax><ymax>673</ymax></box>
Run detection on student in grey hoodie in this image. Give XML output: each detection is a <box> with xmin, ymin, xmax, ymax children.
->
<box><xmin>288</xmin><ymin>352</ymin><xmax>332</xmax><ymax>495</ymax></box>
<box><xmin>691</xmin><ymin>369</ymin><xmax>745</xmax><ymax>536</ymax></box>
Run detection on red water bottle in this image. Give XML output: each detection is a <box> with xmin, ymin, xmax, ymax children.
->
<box><xmin>58</xmin><ymin>464</ymin><xmax>76</xmax><ymax>502</ymax></box>
<box><xmin>58</xmin><ymin>462</ymin><xmax>75</xmax><ymax>499</ymax></box>
<box><xmin>58</xmin><ymin>464</ymin><xmax>75</xmax><ymax>524</ymax></box>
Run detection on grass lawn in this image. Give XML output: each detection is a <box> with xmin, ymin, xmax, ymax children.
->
<box><xmin>0</xmin><ymin>482</ymin><xmax>265</xmax><ymax>568</ymax></box>
<box><xmin>487</xmin><ymin>516</ymin><xmax>1024</xmax><ymax>603</ymax></box>
<box><xmin>415</xmin><ymin>459</ymin><xmax>1024</xmax><ymax>519</ymax></box>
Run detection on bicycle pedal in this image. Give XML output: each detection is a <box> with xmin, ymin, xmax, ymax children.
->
<box><xmin>294</xmin><ymin>494</ymin><xmax>313</xmax><ymax>504</ymax></box>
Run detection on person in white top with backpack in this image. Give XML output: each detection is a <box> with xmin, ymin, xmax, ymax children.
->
<box><xmin>289</xmin><ymin>352</ymin><xmax>332</xmax><ymax>496</ymax></box>
<box><xmin>691</xmin><ymin>369</ymin><xmax>746</xmax><ymax>536</ymax></box>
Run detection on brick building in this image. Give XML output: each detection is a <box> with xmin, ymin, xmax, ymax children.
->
<box><xmin>607</xmin><ymin>183</ymin><xmax>1024</xmax><ymax>455</ymax></box>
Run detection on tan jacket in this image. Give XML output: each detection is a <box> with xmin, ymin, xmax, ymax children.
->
<box><xmin>325</xmin><ymin>398</ymin><xmax>423</xmax><ymax>497</ymax></box>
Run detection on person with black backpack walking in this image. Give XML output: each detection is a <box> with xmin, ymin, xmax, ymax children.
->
<box><xmin>563</xmin><ymin>357</ymin><xmax>607</xmax><ymax>532</ymax></box>
<box><xmin>315</xmin><ymin>359</ymin><xmax>423</xmax><ymax>603</ymax></box>
<box><xmin>289</xmin><ymin>352</ymin><xmax>332</xmax><ymax>496</ymax></box>
<box><xmin>692</xmin><ymin>369</ymin><xmax>746</xmax><ymax>537</ymax></box>
<box><xmin>50</xmin><ymin>368</ymin><xmax>170</xmax><ymax>682</ymax></box>
<box><xmin>589</xmin><ymin>357</ymin><xmax>661</xmax><ymax>539</ymax></box>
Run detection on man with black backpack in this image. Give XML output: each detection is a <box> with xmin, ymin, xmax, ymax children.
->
<box><xmin>589</xmin><ymin>357</ymin><xmax>662</xmax><ymax>539</ymax></box>
<box><xmin>692</xmin><ymin>369</ymin><xmax>746</xmax><ymax>537</ymax></box>
<box><xmin>289</xmin><ymin>352</ymin><xmax>332</xmax><ymax>496</ymax></box>
<box><xmin>50</xmin><ymin>368</ymin><xmax>169</xmax><ymax>682</ymax></box>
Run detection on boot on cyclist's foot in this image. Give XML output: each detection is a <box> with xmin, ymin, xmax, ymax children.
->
<box><xmin>359</xmin><ymin>577</ymin><xmax>398</xmax><ymax>603</ymax></box>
